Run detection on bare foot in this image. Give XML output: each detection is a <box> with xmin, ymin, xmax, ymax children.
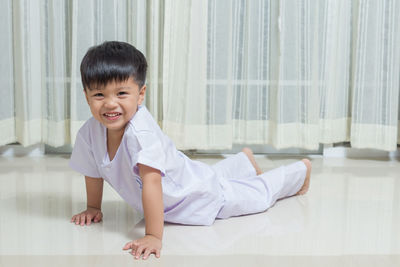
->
<box><xmin>297</xmin><ymin>159</ymin><xmax>311</xmax><ymax>195</ymax></box>
<box><xmin>242</xmin><ymin>147</ymin><xmax>263</xmax><ymax>175</ymax></box>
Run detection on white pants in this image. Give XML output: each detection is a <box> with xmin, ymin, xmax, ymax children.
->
<box><xmin>212</xmin><ymin>152</ymin><xmax>307</xmax><ymax>219</ymax></box>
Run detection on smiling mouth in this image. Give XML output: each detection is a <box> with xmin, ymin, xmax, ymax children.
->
<box><xmin>103</xmin><ymin>112</ymin><xmax>122</xmax><ymax>120</ymax></box>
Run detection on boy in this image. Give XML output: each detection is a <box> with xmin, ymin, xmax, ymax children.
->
<box><xmin>70</xmin><ymin>41</ymin><xmax>311</xmax><ymax>260</ymax></box>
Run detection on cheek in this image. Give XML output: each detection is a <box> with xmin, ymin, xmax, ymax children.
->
<box><xmin>89</xmin><ymin>103</ymin><xmax>102</xmax><ymax>114</ymax></box>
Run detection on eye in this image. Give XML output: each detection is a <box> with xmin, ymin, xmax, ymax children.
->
<box><xmin>118</xmin><ymin>91</ymin><xmax>128</xmax><ymax>96</ymax></box>
<box><xmin>93</xmin><ymin>93</ymin><xmax>103</xmax><ymax>97</ymax></box>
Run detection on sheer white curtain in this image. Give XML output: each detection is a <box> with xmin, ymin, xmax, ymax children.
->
<box><xmin>1</xmin><ymin>0</ymin><xmax>399</xmax><ymax>152</ymax></box>
<box><xmin>162</xmin><ymin>0</ymin><xmax>400</xmax><ymax>152</ymax></box>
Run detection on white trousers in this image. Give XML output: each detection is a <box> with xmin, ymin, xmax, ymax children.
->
<box><xmin>212</xmin><ymin>152</ymin><xmax>307</xmax><ymax>219</ymax></box>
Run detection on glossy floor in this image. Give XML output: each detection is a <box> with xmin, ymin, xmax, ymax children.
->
<box><xmin>0</xmin><ymin>155</ymin><xmax>399</xmax><ymax>267</ymax></box>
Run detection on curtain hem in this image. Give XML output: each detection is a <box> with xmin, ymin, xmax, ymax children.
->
<box><xmin>351</xmin><ymin>123</ymin><xmax>398</xmax><ymax>152</ymax></box>
<box><xmin>163</xmin><ymin>120</ymin><xmax>232</xmax><ymax>150</ymax></box>
<box><xmin>0</xmin><ymin>118</ymin><xmax>16</xmax><ymax>145</ymax></box>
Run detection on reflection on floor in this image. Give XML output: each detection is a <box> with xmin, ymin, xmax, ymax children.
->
<box><xmin>0</xmin><ymin>155</ymin><xmax>399</xmax><ymax>267</ymax></box>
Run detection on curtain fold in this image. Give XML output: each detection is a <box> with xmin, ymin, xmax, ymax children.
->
<box><xmin>162</xmin><ymin>0</ymin><xmax>231</xmax><ymax>149</ymax></box>
<box><xmin>318</xmin><ymin>0</ymin><xmax>352</xmax><ymax>144</ymax></box>
<box><xmin>1</xmin><ymin>0</ymin><xmax>399</xmax><ymax>152</ymax></box>
<box><xmin>0</xmin><ymin>0</ymin><xmax>15</xmax><ymax>145</ymax></box>
<box><xmin>12</xmin><ymin>0</ymin><xmax>43</xmax><ymax>146</ymax></box>
<box><xmin>145</xmin><ymin>0</ymin><xmax>164</xmax><ymax>124</ymax></box>
<box><xmin>272</xmin><ymin>0</ymin><xmax>320</xmax><ymax>150</ymax></box>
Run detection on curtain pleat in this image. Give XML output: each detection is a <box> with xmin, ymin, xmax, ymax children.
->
<box><xmin>12</xmin><ymin>0</ymin><xmax>43</xmax><ymax>146</ymax></box>
<box><xmin>162</xmin><ymin>0</ymin><xmax>232</xmax><ymax>149</ymax></box>
<box><xmin>146</xmin><ymin>0</ymin><xmax>164</xmax><ymax>124</ymax></box>
<box><xmin>0</xmin><ymin>0</ymin><xmax>16</xmax><ymax>144</ymax></box>
<box><xmin>318</xmin><ymin>0</ymin><xmax>352</xmax><ymax>144</ymax></box>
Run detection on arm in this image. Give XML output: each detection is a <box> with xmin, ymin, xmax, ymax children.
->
<box><xmin>71</xmin><ymin>176</ymin><xmax>104</xmax><ymax>226</ymax></box>
<box><xmin>123</xmin><ymin>164</ymin><xmax>164</xmax><ymax>259</ymax></box>
<box><xmin>141</xmin><ymin>164</ymin><xmax>164</xmax><ymax>240</ymax></box>
<box><xmin>85</xmin><ymin>176</ymin><xmax>104</xmax><ymax>209</ymax></box>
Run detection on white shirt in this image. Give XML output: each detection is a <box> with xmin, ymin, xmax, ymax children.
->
<box><xmin>70</xmin><ymin>105</ymin><xmax>224</xmax><ymax>225</ymax></box>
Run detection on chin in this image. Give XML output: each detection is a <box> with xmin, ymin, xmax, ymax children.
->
<box><xmin>107</xmin><ymin>122</ymin><xmax>128</xmax><ymax>132</ymax></box>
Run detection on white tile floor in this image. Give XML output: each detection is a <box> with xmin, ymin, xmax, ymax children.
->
<box><xmin>0</xmin><ymin>155</ymin><xmax>399</xmax><ymax>267</ymax></box>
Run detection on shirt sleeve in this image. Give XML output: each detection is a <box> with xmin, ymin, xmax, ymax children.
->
<box><xmin>134</xmin><ymin>131</ymin><xmax>166</xmax><ymax>176</ymax></box>
<box><xmin>69</xmin><ymin>131</ymin><xmax>101</xmax><ymax>178</ymax></box>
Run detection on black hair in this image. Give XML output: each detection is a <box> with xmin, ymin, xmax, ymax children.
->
<box><xmin>80</xmin><ymin>41</ymin><xmax>147</xmax><ymax>90</ymax></box>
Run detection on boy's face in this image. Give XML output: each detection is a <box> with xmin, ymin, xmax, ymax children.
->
<box><xmin>84</xmin><ymin>77</ymin><xmax>146</xmax><ymax>136</ymax></box>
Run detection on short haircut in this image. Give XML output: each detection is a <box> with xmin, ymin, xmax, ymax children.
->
<box><xmin>80</xmin><ymin>41</ymin><xmax>147</xmax><ymax>90</ymax></box>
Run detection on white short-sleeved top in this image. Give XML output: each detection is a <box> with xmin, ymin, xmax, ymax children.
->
<box><xmin>70</xmin><ymin>105</ymin><xmax>224</xmax><ymax>225</ymax></box>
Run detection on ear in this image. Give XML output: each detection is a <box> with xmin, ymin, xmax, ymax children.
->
<box><xmin>138</xmin><ymin>85</ymin><xmax>146</xmax><ymax>105</ymax></box>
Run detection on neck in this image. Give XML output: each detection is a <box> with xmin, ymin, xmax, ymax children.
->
<box><xmin>107</xmin><ymin>127</ymin><xmax>125</xmax><ymax>142</ymax></box>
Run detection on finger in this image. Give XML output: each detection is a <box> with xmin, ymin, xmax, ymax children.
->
<box><xmin>155</xmin><ymin>249</ymin><xmax>161</xmax><ymax>258</ymax></box>
<box><xmin>71</xmin><ymin>215</ymin><xmax>76</xmax><ymax>223</ymax></box>
<box><xmin>123</xmin><ymin>242</ymin><xmax>133</xmax><ymax>250</ymax></box>
<box><xmin>142</xmin><ymin>248</ymin><xmax>152</xmax><ymax>260</ymax></box>
<box><xmin>130</xmin><ymin>247</ymin><xmax>137</xmax><ymax>257</ymax></box>
<box><xmin>86</xmin><ymin>214</ymin><xmax>93</xmax><ymax>225</ymax></box>
<box><xmin>135</xmin><ymin>246</ymin><xmax>145</xmax><ymax>259</ymax></box>
<box><xmin>75</xmin><ymin>214</ymin><xmax>81</xmax><ymax>225</ymax></box>
<box><xmin>94</xmin><ymin>212</ymin><xmax>102</xmax><ymax>223</ymax></box>
<box><xmin>126</xmin><ymin>240</ymin><xmax>139</xmax><ymax>254</ymax></box>
<box><xmin>80</xmin><ymin>214</ymin><xmax>86</xmax><ymax>226</ymax></box>
<box><xmin>130</xmin><ymin>241</ymin><xmax>139</xmax><ymax>255</ymax></box>
<box><xmin>130</xmin><ymin>240</ymin><xmax>139</xmax><ymax>250</ymax></box>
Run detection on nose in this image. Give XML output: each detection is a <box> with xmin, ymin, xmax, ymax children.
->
<box><xmin>104</xmin><ymin>96</ymin><xmax>118</xmax><ymax>108</ymax></box>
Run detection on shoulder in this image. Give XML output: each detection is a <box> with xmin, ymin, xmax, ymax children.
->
<box><xmin>127</xmin><ymin>105</ymin><xmax>159</xmax><ymax>133</ymax></box>
<box><xmin>77</xmin><ymin>117</ymin><xmax>100</xmax><ymax>133</ymax></box>
<box><xmin>125</xmin><ymin>106</ymin><xmax>163</xmax><ymax>149</ymax></box>
<box><xmin>76</xmin><ymin>117</ymin><xmax>103</xmax><ymax>145</ymax></box>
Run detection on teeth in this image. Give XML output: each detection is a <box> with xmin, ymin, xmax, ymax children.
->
<box><xmin>104</xmin><ymin>113</ymin><xmax>120</xmax><ymax>117</ymax></box>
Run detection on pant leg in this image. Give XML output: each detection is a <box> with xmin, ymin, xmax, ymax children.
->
<box><xmin>216</xmin><ymin>161</ymin><xmax>307</xmax><ymax>219</ymax></box>
<box><xmin>211</xmin><ymin>152</ymin><xmax>257</xmax><ymax>180</ymax></box>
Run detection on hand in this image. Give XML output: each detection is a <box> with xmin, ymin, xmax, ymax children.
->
<box><xmin>123</xmin><ymin>235</ymin><xmax>162</xmax><ymax>260</ymax></box>
<box><xmin>70</xmin><ymin>207</ymin><xmax>103</xmax><ymax>226</ymax></box>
